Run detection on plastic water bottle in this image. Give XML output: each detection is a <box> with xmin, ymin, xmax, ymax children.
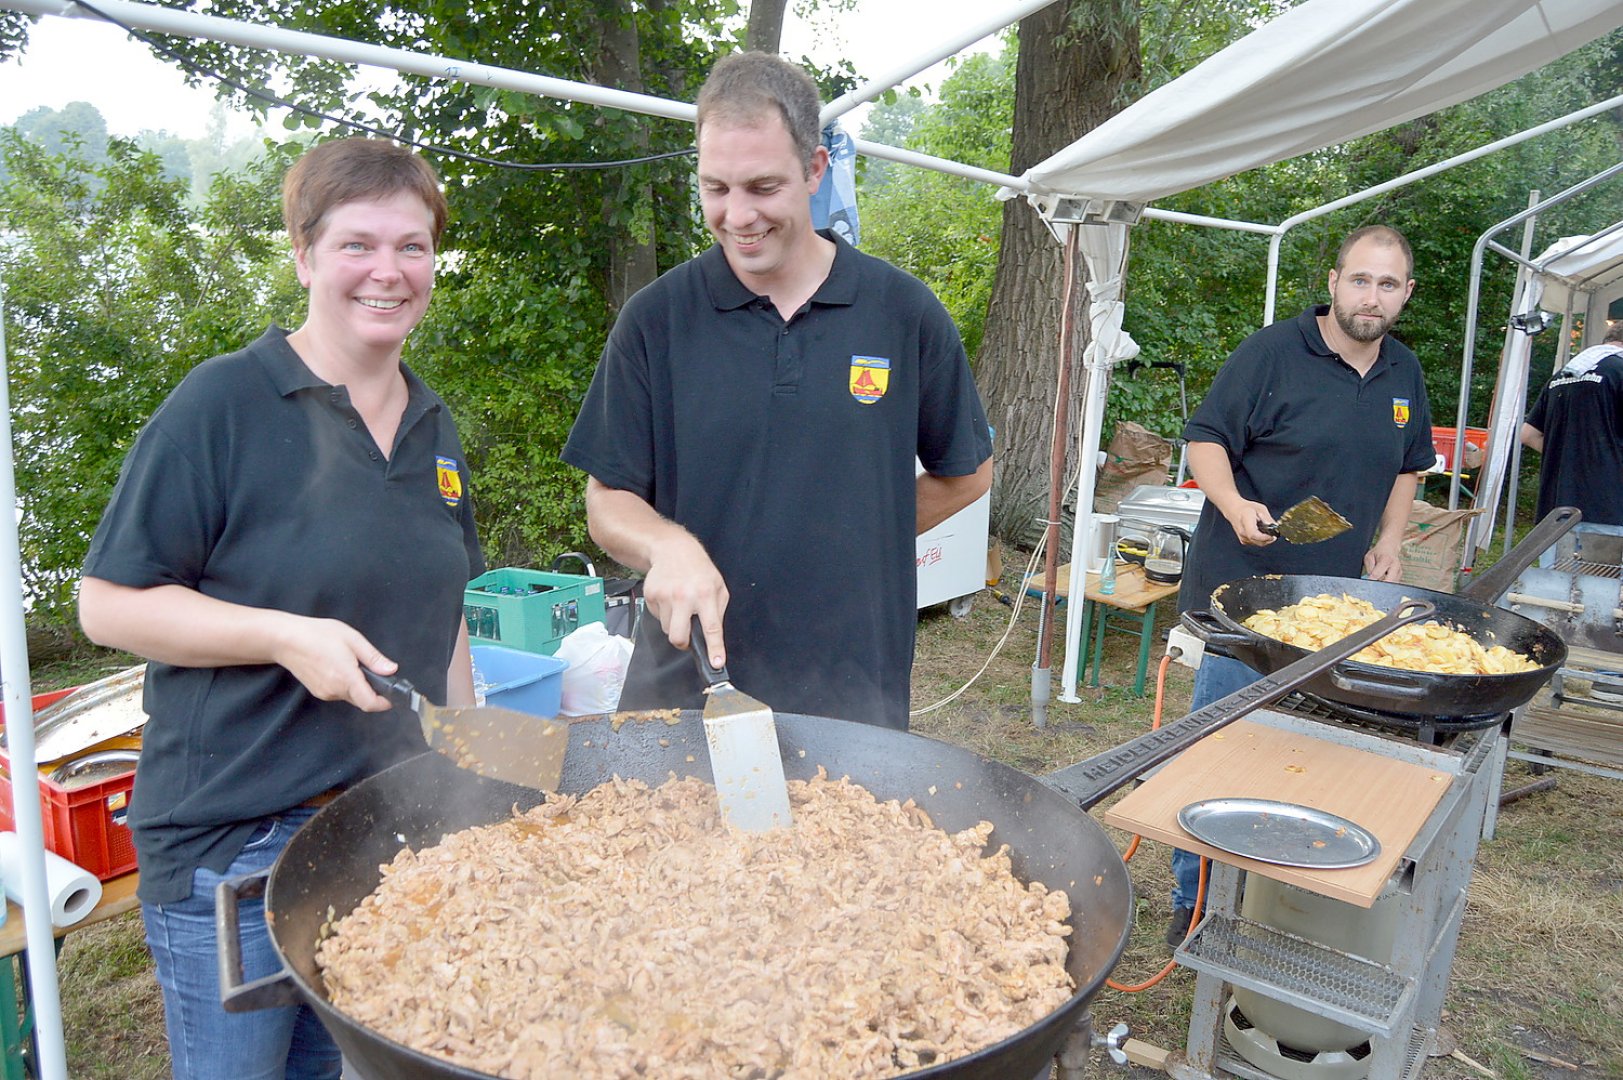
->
<box><xmin>1100</xmin><ymin>553</ymin><xmax>1117</xmax><ymax>596</ymax></box>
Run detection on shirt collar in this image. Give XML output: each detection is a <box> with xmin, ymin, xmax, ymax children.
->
<box><xmin>1300</xmin><ymin>304</ymin><xmax>1398</xmax><ymax>377</ymax></box>
<box><xmin>700</xmin><ymin>229</ymin><xmax>858</xmax><ymax>312</ymax></box>
<box><xmin>255</xmin><ymin>325</ymin><xmax>438</xmax><ymax>413</ymax></box>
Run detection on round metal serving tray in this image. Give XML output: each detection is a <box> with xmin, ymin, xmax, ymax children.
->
<box><xmin>1177</xmin><ymin>797</ymin><xmax>1380</xmax><ymax>869</ymax></box>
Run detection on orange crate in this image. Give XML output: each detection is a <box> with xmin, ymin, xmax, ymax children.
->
<box><xmin>0</xmin><ymin>691</ymin><xmax>138</xmax><ymax>882</ymax></box>
<box><xmin>1431</xmin><ymin>426</ymin><xmax>1489</xmax><ymax>472</ymax></box>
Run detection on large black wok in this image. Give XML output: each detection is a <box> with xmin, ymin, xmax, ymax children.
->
<box><xmin>218</xmin><ymin>603</ymin><xmax>1434</xmax><ymax>1080</ymax></box>
<box><xmin>1183</xmin><ymin>507</ymin><xmax>1580</xmax><ymax>722</ymax></box>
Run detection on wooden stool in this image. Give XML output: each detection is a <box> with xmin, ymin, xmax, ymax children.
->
<box><xmin>1025</xmin><ymin>563</ymin><xmax>1180</xmax><ymax>696</ymax></box>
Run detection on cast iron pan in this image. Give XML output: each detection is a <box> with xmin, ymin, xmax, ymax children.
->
<box><xmin>1181</xmin><ymin>507</ymin><xmax>1579</xmax><ymax>723</ymax></box>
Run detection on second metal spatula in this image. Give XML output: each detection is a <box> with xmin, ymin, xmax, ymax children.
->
<box><xmin>1262</xmin><ymin>496</ymin><xmax>1353</xmax><ymax>544</ymax></box>
<box><xmin>690</xmin><ymin>617</ymin><xmax>793</xmax><ymax>832</ymax></box>
<box><xmin>365</xmin><ymin>670</ymin><xmax>568</xmax><ymax>791</ymax></box>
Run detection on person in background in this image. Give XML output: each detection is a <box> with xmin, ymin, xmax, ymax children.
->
<box><xmin>78</xmin><ymin>137</ymin><xmax>483</xmax><ymax>1079</ymax></box>
<box><xmin>1520</xmin><ymin>319</ymin><xmax>1623</xmax><ymax>526</ymax></box>
<box><xmin>1168</xmin><ymin>224</ymin><xmax>1435</xmax><ymax>946</ymax></box>
<box><xmin>562</xmin><ymin>52</ymin><xmax>992</xmax><ymax>731</ymax></box>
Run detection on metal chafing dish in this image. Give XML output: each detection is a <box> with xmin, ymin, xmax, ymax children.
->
<box><xmin>1114</xmin><ymin>483</ymin><xmax>1205</xmax><ymax>547</ymax></box>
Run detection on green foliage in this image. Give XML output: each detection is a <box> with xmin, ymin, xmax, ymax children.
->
<box><xmin>859</xmin><ymin>46</ymin><xmax>1013</xmax><ymax>359</ymax></box>
<box><xmin>411</xmin><ymin>251</ymin><xmax>611</xmax><ymax>564</ymax></box>
<box><xmin>0</xmin><ymin>134</ymin><xmax>300</xmax><ymax>625</ymax></box>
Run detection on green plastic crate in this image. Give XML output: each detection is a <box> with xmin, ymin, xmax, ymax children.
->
<box><xmin>463</xmin><ymin>567</ymin><xmax>606</xmax><ymax>656</ymax></box>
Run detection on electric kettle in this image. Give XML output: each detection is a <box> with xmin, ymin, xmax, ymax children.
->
<box><xmin>1144</xmin><ymin>525</ymin><xmax>1191</xmax><ymax>584</ymax></box>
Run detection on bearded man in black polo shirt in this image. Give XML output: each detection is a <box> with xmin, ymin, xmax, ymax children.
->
<box><xmin>1164</xmin><ymin>225</ymin><xmax>1436</xmax><ymax>945</ymax></box>
<box><xmin>563</xmin><ymin>53</ymin><xmax>993</xmax><ymax>730</ymax></box>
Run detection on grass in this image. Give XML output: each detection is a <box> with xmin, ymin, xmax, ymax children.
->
<box><xmin>31</xmin><ymin>573</ymin><xmax>1623</xmax><ymax>1076</ymax></box>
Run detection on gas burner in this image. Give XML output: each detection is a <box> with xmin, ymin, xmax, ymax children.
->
<box><xmin>1275</xmin><ymin>691</ymin><xmax>1506</xmax><ymax>741</ymax></box>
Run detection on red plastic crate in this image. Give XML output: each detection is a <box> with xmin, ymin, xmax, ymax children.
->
<box><xmin>0</xmin><ymin>691</ymin><xmax>138</xmax><ymax>882</ymax></box>
<box><xmin>1431</xmin><ymin>426</ymin><xmax>1489</xmax><ymax>472</ymax></box>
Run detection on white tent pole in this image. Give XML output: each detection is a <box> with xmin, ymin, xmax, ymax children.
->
<box><xmin>852</xmin><ymin>139</ymin><xmax>1025</xmax><ymax>190</ymax></box>
<box><xmin>821</xmin><ymin>0</ymin><xmax>1058</xmax><ymax>125</ymax></box>
<box><xmin>1058</xmin><ymin>223</ymin><xmax>1133</xmax><ymax>703</ymax></box>
<box><xmin>0</xmin><ymin>280</ymin><xmax>69</xmax><ymax>1080</ymax></box>
<box><xmin>1474</xmin><ymin>195</ymin><xmax>1542</xmax><ymax>553</ymax></box>
<box><xmin>2</xmin><ymin>0</ymin><xmax>699</xmax><ymax>123</ymax></box>
<box><xmin>1142</xmin><ymin>207</ymin><xmax>1276</xmax><ymax>235</ymax></box>
<box><xmin>1263</xmin><ymin>230</ymin><xmax>1286</xmax><ymax>324</ymax></box>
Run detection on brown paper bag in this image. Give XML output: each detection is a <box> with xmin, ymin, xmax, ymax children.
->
<box><xmin>1093</xmin><ymin>421</ymin><xmax>1173</xmax><ymax>513</ymax></box>
<box><xmin>1398</xmin><ymin>502</ymin><xmax>1483</xmax><ymax>593</ymax></box>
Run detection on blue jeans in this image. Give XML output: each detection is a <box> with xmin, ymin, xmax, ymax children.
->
<box><xmin>1171</xmin><ymin>653</ymin><xmax>1264</xmax><ymax>910</ymax></box>
<box><xmin>142</xmin><ymin>808</ymin><xmax>341</xmax><ymax>1080</ymax></box>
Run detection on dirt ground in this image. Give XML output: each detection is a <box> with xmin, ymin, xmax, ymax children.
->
<box><xmin>38</xmin><ymin>578</ymin><xmax>1623</xmax><ymax>1077</ymax></box>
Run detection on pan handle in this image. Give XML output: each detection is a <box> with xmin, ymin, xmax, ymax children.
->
<box><xmin>1327</xmin><ymin>665</ymin><xmax>1432</xmax><ymax>699</ymax></box>
<box><xmin>1460</xmin><ymin>506</ymin><xmax>1580</xmax><ymax>603</ymax></box>
<box><xmin>216</xmin><ymin>867</ymin><xmax>302</xmax><ymax>1012</ymax></box>
<box><xmin>1179</xmin><ymin>609</ymin><xmax>1251</xmax><ymax>650</ymax></box>
<box><xmin>1045</xmin><ymin>598</ymin><xmax>1435</xmax><ymax>810</ymax></box>
<box><xmin>688</xmin><ymin>616</ymin><xmax>729</xmax><ymax>688</ymax></box>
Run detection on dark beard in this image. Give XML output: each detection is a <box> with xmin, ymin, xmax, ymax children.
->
<box><xmin>1335</xmin><ymin>303</ymin><xmax>1393</xmax><ymax>343</ymax></box>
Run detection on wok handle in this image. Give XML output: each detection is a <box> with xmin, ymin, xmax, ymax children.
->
<box><xmin>216</xmin><ymin>866</ymin><xmax>302</xmax><ymax>1012</ymax></box>
<box><xmin>689</xmin><ymin>615</ymin><xmax>729</xmax><ymax>688</ymax></box>
<box><xmin>1046</xmin><ymin>598</ymin><xmax>1435</xmax><ymax>810</ymax></box>
<box><xmin>1460</xmin><ymin>506</ymin><xmax>1580</xmax><ymax>603</ymax></box>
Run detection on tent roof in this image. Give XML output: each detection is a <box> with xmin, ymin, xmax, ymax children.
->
<box><xmin>1534</xmin><ymin>230</ymin><xmax>1623</xmax><ymax>313</ymax></box>
<box><xmin>1021</xmin><ymin>0</ymin><xmax>1623</xmax><ymax>206</ymax></box>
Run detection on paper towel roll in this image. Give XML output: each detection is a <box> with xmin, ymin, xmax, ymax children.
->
<box><xmin>0</xmin><ymin>832</ymin><xmax>103</xmax><ymax>927</ymax></box>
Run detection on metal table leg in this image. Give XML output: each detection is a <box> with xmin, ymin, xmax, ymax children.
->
<box><xmin>0</xmin><ymin>955</ymin><xmax>25</xmax><ymax>1080</ymax></box>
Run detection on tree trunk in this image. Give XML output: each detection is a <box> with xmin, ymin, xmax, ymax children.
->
<box><xmin>746</xmin><ymin>0</ymin><xmax>789</xmax><ymax>53</ymax></box>
<box><xmin>588</xmin><ymin>1</ymin><xmax>658</xmax><ymax>311</ymax></box>
<box><xmin>978</xmin><ymin>1</ymin><xmax>1140</xmax><ymax>546</ymax></box>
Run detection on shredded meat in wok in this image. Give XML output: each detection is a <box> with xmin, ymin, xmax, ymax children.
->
<box><xmin>315</xmin><ymin>768</ymin><xmax>1074</xmax><ymax>1078</ymax></box>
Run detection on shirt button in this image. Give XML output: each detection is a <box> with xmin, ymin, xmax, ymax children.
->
<box><xmin>347</xmin><ymin>418</ymin><xmax>358</xmax><ymax>429</ymax></box>
<box><xmin>329</xmin><ymin>390</ymin><xmax>341</xmax><ymax>404</ymax></box>
<box><xmin>369</xmin><ymin>451</ymin><xmax>379</xmax><ymax>460</ymax></box>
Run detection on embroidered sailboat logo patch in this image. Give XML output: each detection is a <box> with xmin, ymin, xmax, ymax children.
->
<box><xmin>849</xmin><ymin>356</ymin><xmax>891</xmax><ymax>404</ymax></box>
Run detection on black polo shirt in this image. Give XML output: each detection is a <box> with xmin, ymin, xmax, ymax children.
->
<box><xmin>83</xmin><ymin>327</ymin><xmax>485</xmax><ymax>904</ymax></box>
<box><xmin>563</xmin><ymin>232</ymin><xmax>990</xmax><ymax>729</ymax></box>
<box><xmin>1177</xmin><ymin>306</ymin><xmax>1435</xmax><ymax>613</ymax></box>
<box><xmin>1525</xmin><ymin>345</ymin><xmax>1623</xmax><ymax>525</ymax></box>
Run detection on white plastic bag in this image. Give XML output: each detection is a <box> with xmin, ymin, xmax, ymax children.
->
<box><xmin>554</xmin><ymin>622</ymin><xmax>634</xmax><ymax>716</ymax></box>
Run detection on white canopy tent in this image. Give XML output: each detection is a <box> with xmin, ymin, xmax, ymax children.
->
<box><xmin>1</xmin><ymin>0</ymin><xmax>1621</xmax><ymax>1072</ymax></box>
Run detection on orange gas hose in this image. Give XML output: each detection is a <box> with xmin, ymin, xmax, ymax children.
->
<box><xmin>1106</xmin><ymin>649</ymin><xmax>1206</xmax><ymax>993</ymax></box>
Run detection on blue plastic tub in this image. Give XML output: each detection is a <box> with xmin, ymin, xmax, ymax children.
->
<box><xmin>471</xmin><ymin>645</ymin><xmax>568</xmax><ymax>718</ymax></box>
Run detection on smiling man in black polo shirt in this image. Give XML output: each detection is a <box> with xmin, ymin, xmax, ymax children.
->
<box><xmin>563</xmin><ymin>53</ymin><xmax>992</xmax><ymax>731</ymax></box>
<box><xmin>1164</xmin><ymin>224</ymin><xmax>1436</xmax><ymax>945</ymax></box>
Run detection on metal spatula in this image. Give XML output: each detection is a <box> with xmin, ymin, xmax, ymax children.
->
<box><xmin>690</xmin><ymin>617</ymin><xmax>793</xmax><ymax>832</ymax></box>
<box><xmin>1262</xmin><ymin>496</ymin><xmax>1353</xmax><ymax>544</ymax></box>
<box><xmin>365</xmin><ymin>670</ymin><xmax>568</xmax><ymax>791</ymax></box>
